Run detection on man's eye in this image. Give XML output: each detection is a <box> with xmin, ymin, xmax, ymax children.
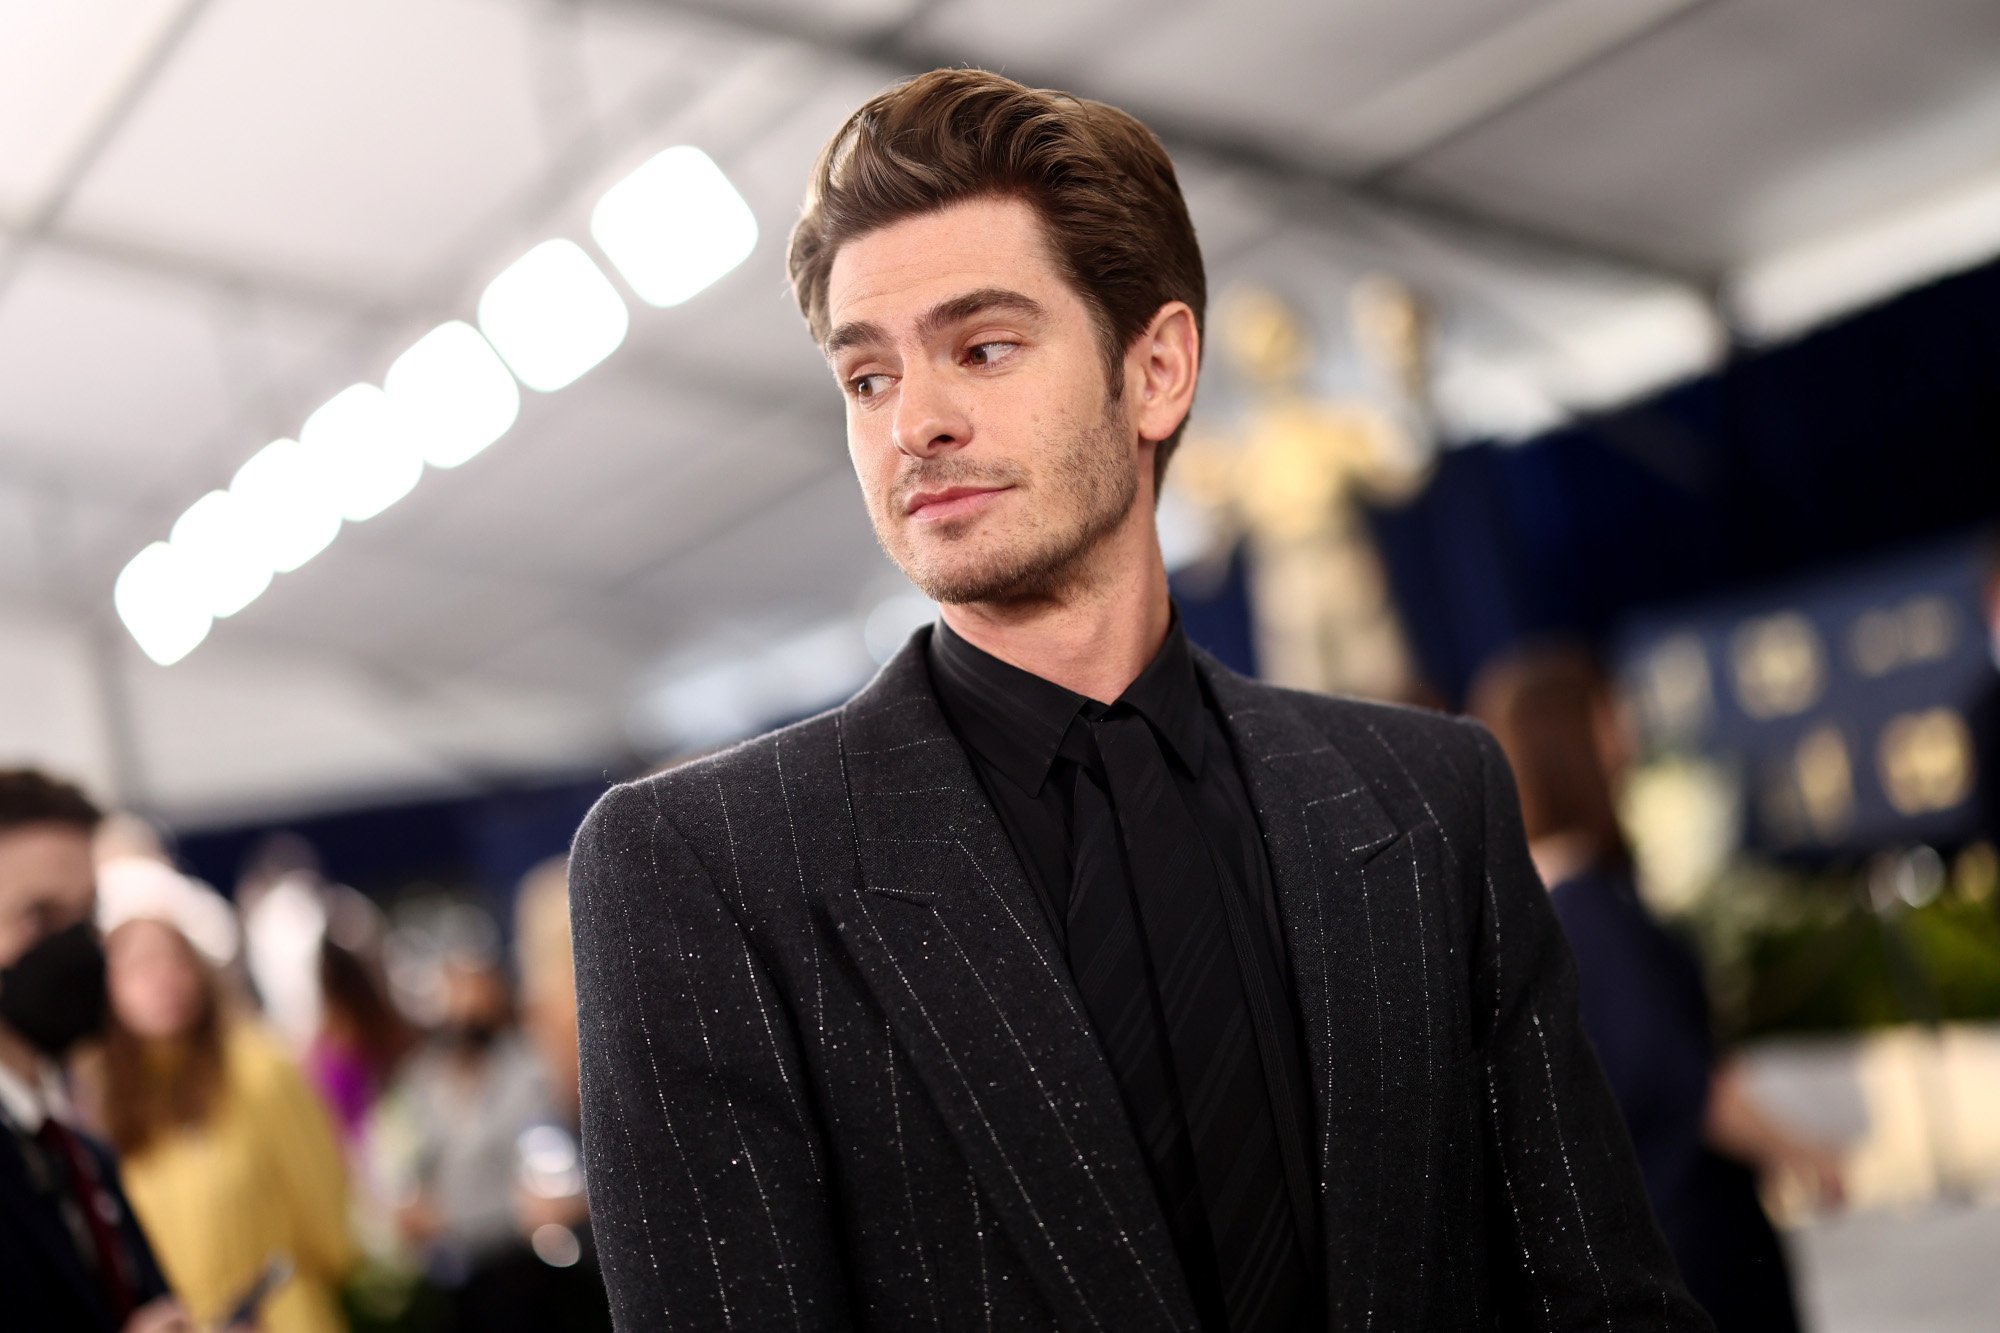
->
<box><xmin>848</xmin><ymin>373</ymin><xmax>889</xmax><ymax>399</ymax></box>
<box><xmin>964</xmin><ymin>342</ymin><xmax>1017</xmax><ymax>368</ymax></box>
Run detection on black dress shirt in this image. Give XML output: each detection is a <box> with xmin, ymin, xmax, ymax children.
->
<box><xmin>928</xmin><ymin>615</ymin><xmax>1320</xmax><ymax>1326</ymax></box>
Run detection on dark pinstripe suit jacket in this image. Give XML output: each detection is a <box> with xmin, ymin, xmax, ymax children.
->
<box><xmin>569</xmin><ymin>630</ymin><xmax>1712</xmax><ymax>1331</ymax></box>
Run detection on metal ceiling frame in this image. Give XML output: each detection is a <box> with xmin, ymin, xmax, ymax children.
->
<box><xmin>0</xmin><ymin>0</ymin><xmax>1751</xmax><ymax>623</ymax></box>
<box><xmin>0</xmin><ymin>0</ymin><xmax>1729</xmax><ymax>319</ymax></box>
<box><xmin>0</xmin><ymin>0</ymin><xmax>217</xmax><ymax>304</ymax></box>
<box><xmin>607</xmin><ymin>0</ymin><xmax>1726</xmax><ymax>293</ymax></box>
<box><xmin>0</xmin><ymin>7</ymin><xmax>844</xmax><ymax>611</ymax></box>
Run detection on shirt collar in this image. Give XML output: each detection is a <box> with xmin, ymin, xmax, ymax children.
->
<box><xmin>927</xmin><ymin>610</ymin><xmax>1207</xmax><ymax>795</ymax></box>
<box><xmin>0</xmin><ymin>1055</ymin><xmax>68</xmax><ymax>1134</ymax></box>
<box><xmin>1114</xmin><ymin>614</ymin><xmax>1207</xmax><ymax>776</ymax></box>
<box><xmin>930</xmin><ymin>618</ymin><xmax>1086</xmax><ymax>796</ymax></box>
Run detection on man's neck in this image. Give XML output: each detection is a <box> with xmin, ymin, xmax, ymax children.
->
<box><xmin>939</xmin><ymin>526</ymin><xmax>1173</xmax><ymax>703</ymax></box>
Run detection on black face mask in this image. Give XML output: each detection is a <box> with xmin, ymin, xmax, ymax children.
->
<box><xmin>0</xmin><ymin>921</ymin><xmax>110</xmax><ymax>1059</ymax></box>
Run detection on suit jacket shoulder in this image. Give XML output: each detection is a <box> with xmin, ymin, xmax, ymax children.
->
<box><xmin>586</xmin><ymin>702</ymin><xmax>842</xmax><ymax>857</ymax></box>
<box><xmin>1237</xmin><ymin>679</ymin><xmax>1488</xmax><ymax>826</ymax></box>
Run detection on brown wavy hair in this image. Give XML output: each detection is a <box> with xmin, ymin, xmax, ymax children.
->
<box><xmin>97</xmin><ymin>923</ymin><xmax>227</xmax><ymax>1157</ymax></box>
<box><xmin>1467</xmin><ymin>641</ymin><xmax>1631</xmax><ymax>868</ymax></box>
<box><xmin>319</xmin><ymin>936</ymin><xmax>416</xmax><ymax>1091</ymax></box>
<box><xmin>786</xmin><ymin>68</ymin><xmax>1207</xmax><ymax>491</ymax></box>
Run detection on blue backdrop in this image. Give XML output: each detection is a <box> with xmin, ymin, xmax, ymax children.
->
<box><xmin>1370</xmin><ymin>252</ymin><xmax>2000</xmax><ymax>703</ymax></box>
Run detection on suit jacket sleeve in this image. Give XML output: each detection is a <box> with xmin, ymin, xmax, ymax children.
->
<box><xmin>570</xmin><ymin>781</ymin><xmax>854</xmax><ymax>1332</ymax></box>
<box><xmin>1460</xmin><ymin>719</ymin><xmax>1715</xmax><ymax>1331</ymax></box>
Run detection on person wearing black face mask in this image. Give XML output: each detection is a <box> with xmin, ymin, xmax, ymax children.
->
<box><xmin>0</xmin><ymin>768</ymin><xmax>189</xmax><ymax>1333</ymax></box>
<box><xmin>392</xmin><ymin>942</ymin><xmax>570</xmax><ymax>1333</ymax></box>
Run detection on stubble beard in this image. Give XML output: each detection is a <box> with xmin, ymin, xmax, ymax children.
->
<box><xmin>876</xmin><ymin>399</ymin><xmax>1139</xmax><ymax>607</ymax></box>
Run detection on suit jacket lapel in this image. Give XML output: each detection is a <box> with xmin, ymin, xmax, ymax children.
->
<box><xmin>1198</xmin><ymin>657</ymin><xmax>1434</xmax><ymax>1326</ymax></box>
<box><xmin>0</xmin><ymin>1128</ymin><xmax>112</xmax><ymax>1327</ymax></box>
<box><xmin>829</xmin><ymin>633</ymin><xmax>1196</xmax><ymax>1331</ymax></box>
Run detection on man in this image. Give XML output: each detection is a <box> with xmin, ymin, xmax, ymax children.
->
<box><xmin>0</xmin><ymin>769</ymin><xmax>187</xmax><ymax>1333</ymax></box>
<box><xmin>571</xmin><ymin>69</ymin><xmax>1710</xmax><ymax>1331</ymax></box>
<box><xmin>394</xmin><ymin>928</ymin><xmax>607</xmax><ymax>1333</ymax></box>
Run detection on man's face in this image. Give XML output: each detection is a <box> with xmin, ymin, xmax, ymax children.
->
<box><xmin>441</xmin><ymin>959</ymin><xmax>510</xmax><ymax>1032</ymax></box>
<box><xmin>0</xmin><ymin>823</ymin><xmax>95</xmax><ymax>971</ymax></box>
<box><xmin>823</xmin><ymin>196</ymin><xmax>1146</xmax><ymax>605</ymax></box>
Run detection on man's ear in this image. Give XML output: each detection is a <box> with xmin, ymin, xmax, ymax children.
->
<box><xmin>1129</xmin><ymin>301</ymin><xmax>1199</xmax><ymax>446</ymax></box>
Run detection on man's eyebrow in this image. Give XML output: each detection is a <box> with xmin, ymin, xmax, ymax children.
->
<box><xmin>823</xmin><ymin>317</ymin><xmax>888</xmax><ymax>360</ymax></box>
<box><xmin>822</xmin><ymin>287</ymin><xmax>1047</xmax><ymax>361</ymax></box>
<box><xmin>915</xmin><ymin>288</ymin><xmax>1047</xmax><ymax>343</ymax></box>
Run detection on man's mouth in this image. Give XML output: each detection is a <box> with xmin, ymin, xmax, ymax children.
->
<box><xmin>905</xmin><ymin>485</ymin><xmax>1010</xmax><ymax>522</ymax></box>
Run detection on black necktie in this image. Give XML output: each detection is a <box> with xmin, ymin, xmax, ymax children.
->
<box><xmin>1063</xmin><ymin>706</ymin><xmax>1310</xmax><ymax>1331</ymax></box>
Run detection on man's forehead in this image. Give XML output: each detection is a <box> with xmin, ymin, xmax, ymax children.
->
<box><xmin>824</xmin><ymin>197</ymin><xmax>1067</xmax><ymax>329</ymax></box>
<box><xmin>0</xmin><ymin>824</ymin><xmax>95</xmax><ymax>898</ymax></box>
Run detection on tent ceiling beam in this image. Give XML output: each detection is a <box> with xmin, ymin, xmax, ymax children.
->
<box><xmin>0</xmin><ymin>0</ymin><xmax>218</xmax><ymax>305</ymax></box>
<box><xmin>600</xmin><ymin>0</ymin><xmax>1721</xmax><ymax>294</ymax></box>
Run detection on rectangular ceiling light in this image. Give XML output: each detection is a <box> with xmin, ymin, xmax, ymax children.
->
<box><xmin>169</xmin><ymin>490</ymin><xmax>271</xmax><ymax>618</ymax></box>
<box><xmin>115</xmin><ymin>542</ymin><xmax>213</xmax><ymax>666</ymax></box>
<box><xmin>230</xmin><ymin>438</ymin><xmax>342</xmax><ymax>574</ymax></box>
<box><xmin>384</xmin><ymin>320</ymin><xmax>521</xmax><ymax>469</ymax></box>
<box><xmin>299</xmin><ymin>384</ymin><xmax>425</xmax><ymax>522</ymax></box>
<box><xmin>591</xmin><ymin>146</ymin><xmax>759</xmax><ymax>308</ymax></box>
<box><xmin>477</xmin><ymin>239</ymin><xmax>630</xmax><ymax>392</ymax></box>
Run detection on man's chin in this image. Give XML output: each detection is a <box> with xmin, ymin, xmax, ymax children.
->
<box><xmin>883</xmin><ymin>511</ymin><xmax>1101</xmax><ymax>605</ymax></box>
<box><xmin>888</xmin><ymin>527</ymin><xmax>994</xmax><ymax>597</ymax></box>
<box><xmin>900</xmin><ymin>549</ymin><xmax>1078</xmax><ymax>607</ymax></box>
<box><xmin>898</xmin><ymin>560</ymin><xmax>994</xmax><ymax>607</ymax></box>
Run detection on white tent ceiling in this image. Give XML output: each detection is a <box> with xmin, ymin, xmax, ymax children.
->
<box><xmin>4</xmin><ymin>0</ymin><xmax>1999</xmax><ymax>826</ymax></box>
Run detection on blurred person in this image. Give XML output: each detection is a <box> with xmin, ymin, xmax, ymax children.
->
<box><xmin>1970</xmin><ymin>543</ymin><xmax>2000</xmax><ymax>844</ymax></box>
<box><xmin>93</xmin><ymin>862</ymin><xmax>355</xmax><ymax>1333</ymax></box>
<box><xmin>1471</xmin><ymin>642</ymin><xmax>1845</xmax><ymax>1333</ymax></box>
<box><xmin>393</xmin><ymin>936</ymin><xmax>599</xmax><ymax>1332</ymax></box>
<box><xmin>237</xmin><ymin>833</ymin><xmax>334</xmax><ymax>1054</ymax></box>
<box><xmin>310</xmin><ymin>937</ymin><xmax>417</xmax><ymax>1152</ymax></box>
<box><xmin>571</xmin><ymin>68</ymin><xmax>1707</xmax><ymax>1331</ymax></box>
<box><xmin>512</xmin><ymin>859</ymin><xmax>613</xmax><ymax>1333</ymax></box>
<box><xmin>0</xmin><ymin>769</ymin><xmax>190</xmax><ymax>1333</ymax></box>
<box><xmin>513</xmin><ymin>857</ymin><xmax>580</xmax><ymax>1128</ymax></box>
<box><xmin>95</xmin><ymin>811</ymin><xmax>173</xmax><ymax>867</ymax></box>
<box><xmin>304</xmin><ymin>936</ymin><xmax>415</xmax><ymax>1308</ymax></box>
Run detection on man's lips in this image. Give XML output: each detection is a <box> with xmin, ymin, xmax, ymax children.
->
<box><xmin>905</xmin><ymin>485</ymin><xmax>1009</xmax><ymax>521</ymax></box>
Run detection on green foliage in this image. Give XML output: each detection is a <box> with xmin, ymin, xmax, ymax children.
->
<box><xmin>1671</xmin><ymin>861</ymin><xmax>2000</xmax><ymax>1044</ymax></box>
<box><xmin>340</xmin><ymin>1261</ymin><xmax>448</xmax><ymax>1333</ymax></box>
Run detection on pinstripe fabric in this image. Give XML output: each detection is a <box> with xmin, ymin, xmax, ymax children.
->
<box><xmin>568</xmin><ymin>629</ymin><xmax>1714</xmax><ymax>1331</ymax></box>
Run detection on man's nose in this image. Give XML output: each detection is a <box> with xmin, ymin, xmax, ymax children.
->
<box><xmin>890</xmin><ymin>365</ymin><xmax>968</xmax><ymax>458</ymax></box>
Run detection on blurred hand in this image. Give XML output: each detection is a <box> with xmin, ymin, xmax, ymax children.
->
<box><xmin>122</xmin><ymin>1298</ymin><xmax>195</xmax><ymax>1333</ymax></box>
<box><xmin>1704</xmin><ymin>1059</ymin><xmax>1849</xmax><ymax>1213</ymax></box>
<box><xmin>1771</xmin><ymin>1140</ymin><xmax>1847</xmax><ymax>1212</ymax></box>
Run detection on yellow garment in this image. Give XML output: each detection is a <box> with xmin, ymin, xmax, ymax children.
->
<box><xmin>119</xmin><ymin>1024</ymin><xmax>355</xmax><ymax>1333</ymax></box>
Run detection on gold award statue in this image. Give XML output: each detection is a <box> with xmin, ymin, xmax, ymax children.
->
<box><xmin>1171</xmin><ymin>278</ymin><xmax>1437</xmax><ymax>699</ymax></box>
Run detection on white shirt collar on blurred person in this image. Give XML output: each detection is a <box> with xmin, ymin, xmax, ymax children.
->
<box><xmin>0</xmin><ymin>1055</ymin><xmax>71</xmax><ymax>1134</ymax></box>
